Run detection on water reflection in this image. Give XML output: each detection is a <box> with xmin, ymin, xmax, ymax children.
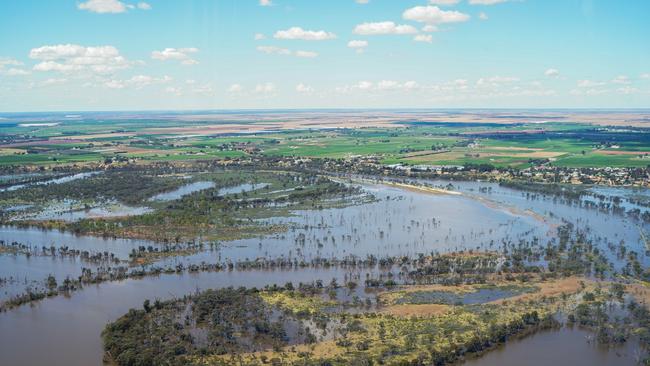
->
<box><xmin>148</xmin><ymin>181</ymin><xmax>215</xmax><ymax>201</ymax></box>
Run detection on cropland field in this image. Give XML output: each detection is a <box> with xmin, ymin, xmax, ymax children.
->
<box><xmin>2</xmin><ymin>111</ymin><xmax>649</xmax><ymax>168</ymax></box>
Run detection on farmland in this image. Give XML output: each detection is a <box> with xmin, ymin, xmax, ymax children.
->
<box><xmin>2</xmin><ymin>111</ymin><xmax>650</xmax><ymax>169</ymax></box>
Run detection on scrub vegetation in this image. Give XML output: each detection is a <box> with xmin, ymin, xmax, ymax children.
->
<box><xmin>0</xmin><ymin>165</ymin><xmax>370</xmax><ymax>242</ymax></box>
<box><xmin>100</xmin><ymin>222</ymin><xmax>650</xmax><ymax>365</ymax></box>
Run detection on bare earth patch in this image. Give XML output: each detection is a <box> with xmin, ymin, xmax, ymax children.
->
<box><xmin>490</xmin><ymin>276</ymin><xmax>588</xmax><ymax>305</ymax></box>
<box><xmin>626</xmin><ymin>282</ymin><xmax>650</xmax><ymax>306</ymax></box>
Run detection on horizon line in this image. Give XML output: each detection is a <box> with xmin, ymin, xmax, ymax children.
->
<box><xmin>2</xmin><ymin>107</ymin><xmax>650</xmax><ymax>116</ymax></box>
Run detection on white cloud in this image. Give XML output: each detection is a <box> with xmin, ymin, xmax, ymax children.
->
<box><xmin>255</xmin><ymin>82</ymin><xmax>276</xmax><ymax>94</ymax></box>
<box><xmin>353</xmin><ymin>21</ymin><xmax>418</xmax><ymax>35</ymax></box>
<box><xmin>256</xmin><ymin>46</ymin><xmax>317</xmax><ymax>58</ymax></box>
<box><xmin>295</xmin><ymin>50</ymin><xmax>318</xmax><ymax>58</ymax></box>
<box><xmin>376</xmin><ymin>80</ymin><xmax>399</xmax><ymax>90</ymax></box>
<box><xmin>274</xmin><ymin>27</ymin><xmax>336</xmax><ymax>41</ymax></box>
<box><xmin>128</xmin><ymin>74</ymin><xmax>171</xmax><ymax>88</ymax></box>
<box><xmin>3</xmin><ymin>68</ymin><xmax>31</xmax><ymax>76</ymax></box>
<box><xmin>0</xmin><ymin>58</ymin><xmax>29</xmax><ymax>76</ymax></box>
<box><xmin>348</xmin><ymin>40</ymin><xmax>368</xmax><ymax>48</ymax></box>
<box><xmin>422</xmin><ymin>25</ymin><xmax>439</xmax><ymax>32</ymax></box>
<box><xmin>617</xmin><ymin>86</ymin><xmax>638</xmax><ymax>95</ymax></box>
<box><xmin>260</xmin><ymin>0</ymin><xmax>272</xmax><ymax>6</ymax></box>
<box><xmin>403</xmin><ymin>81</ymin><xmax>419</xmax><ymax>90</ymax></box>
<box><xmin>78</xmin><ymin>0</ymin><xmax>126</xmax><ymax>13</ymax></box>
<box><xmin>78</xmin><ymin>0</ymin><xmax>150</xmax><ymax>13</ymax></box>
<box><xmin>257</xmin><ymin>46</ymin><xmax>291</xmax><ymax>55</ymax></box>
<box><xmin>97</xmin><ymin>74</ymin><xmax>172</xmax><ymax>90</ymax></box>
<box><xmin>0</xmin><ymin>58</ymin><xmax>23</xmax><ymax>67</ymax></box>
<box><xmin>476</xmin><ymin>76</ymin><xmax>519</xmax><ymax>87</ymax></box>
<box><xmin>31</xmin><ymin>44</ymin><xmax>110</xmax><ymax>60</ymax></box>
<box><xmin>357</xmin><ymin>81</ymin><xmax>373</xmax><ymax>90</ymax></box>
<box><xmin>484</xmin><ymin>76</ymin><xmax>519</xmax><ymax>83</ymax></box>
<box><xmin>33</xmin><ymin>61</ymin><xmax>82</xmax><ymax>72</ymax></box>
<box><xmin>414</xmin><ymin>34</ymin><xmax>433</xmax><ymax>43</ymax></box>
<box><xmin>570</xmin><ymin>88</ymin><xmax>608</xmax><ymax>96</ymax></box>
<box><xmin>104</xmin><ymin>79</ymin><xmax>125</xmax><ymax>89</ymax></box>
<box><xmin>151</xmin><ymin>48</ymin><xmax>199</xmax><ymax>65</ymax></box>
<box><xmin>228</xmin><ymin>84</ymin><xmax>243</xmax><ymax>93</ymax></box>
<box><xmin>164</xmin><ymin>86</ymin><xmax>182</xmax><ymax>96</ymax></box>
<box><xmin>337</xmin><ymin>80</ymin><xmax>419</xmax><ymax>93</ymax></box>
<box><xmin>428</xmin><ymin>77</ymin><xmax>557</xmax><ymax>100</ymax></box>
<box><xmin>611</xmin><ymin>75</ymin><xmax>630</xmax><ymax>84</ymax></box>
<box><xmin>469</xmin><ymin>0</ymin><xmax>509</xmax><ymax>5</ymax></box>
<box><xmin>192</xmin><ymin>84</ymin><xmax>214</xmax><ymax>95</ymax></box>
<box><xmin>452</xmin><ymin>79</ymin><xmax>469</xmax><ymax>88</ymax></box>
<box><xmin>641</xmin><ymin>73</ymin><xmax>650</xmax><ymax>79</ymax></box>
<box><xmin>335</xmin><ymin>81</ymin><xmax>370</xmax><ymax>93</ymax></box>
<box><xmin>577</xmin><ymin>80</ymin><xmax>606</xmax><ymax>88</ymax></box>
<box><xmin>347</xmin><ymin>40</ymin><xmax>368</xmax><ymax>53</ymax></box>
<box><xmin>403</xmin><ymin>6</ymin><xmax>470</xmax><ymax>25</ymax></box>
<box><xmin>429</xmin><ymin>0</ymin><xmax>461</xmax><ymax>5</ymax></box>
<box><xmin>254</xmin><ymin>33</ymin><xmax>266</xmax><ymax>40</ymax></box>
<box><xmin>30</xmin><ymin>44</ymin><xmax>132</xmax><ymax>74</ymax></box>
<box><xmin>42</xmin><ymin>78</ymin><xmax>67</xmax><ymax>86</ymax></box>
<box><xmin>544</xmin><ymin>68</ymin><xmax>560</xmax><ymax>78</ymax></box>
<box><xmin>296</xmin><ymin>83</ymin><xmax>314</xmax><ymax>93</ymax></box>
<box><xmin>356</xmin><ymin>0</ymin><xmax>370</xmax><ymax>4</ymax></box>
<box><xmin>479</xmin><ymin>12</ymin><xmax>488</xmax><ymax>20</ymax></box>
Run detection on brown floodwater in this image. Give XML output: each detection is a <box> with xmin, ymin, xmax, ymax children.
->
<box><xmin>463</xmin><ymin>327</ymin><xmax>639</xmax><ymax>366</ymax></box>
<box><xmin>1</xmin><ymin>181</ymin><xmax>649</xmax><ymax>365</ymax></box>
<box><xmin>0</xmin><ymin>267</ymin><xmax>367</xmax><ymax>366</ymax></box>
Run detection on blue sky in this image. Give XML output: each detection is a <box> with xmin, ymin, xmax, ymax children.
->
<box><xmin>0</xmin><ymin>0</ymin><xmax>648</xmax><ymax>112</ymax></box>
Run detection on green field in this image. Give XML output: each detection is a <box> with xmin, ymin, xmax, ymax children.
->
<box><xmin>2</xmin><ymin>119</ymin><xmax>649</xmax><ymax>169</ymax></box>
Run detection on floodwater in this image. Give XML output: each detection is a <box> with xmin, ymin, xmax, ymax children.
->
<box><xmin>0</xmin><ymin>267</ymin><xmax>371</xmax><ymax>366</ymax></box>
<box><xmin>0</xmin><ymin>179</ymin><xmax>648</xmax><ymax>366</ymax></box>
<box><xmin>198</xmin><ymin>184</ymin><xmax>547</xmax><ymax>262</ymax></box>
<box><xmin>148</xmin><ymin>181</ymin><xmax>215</xmax><ymax>201</ymax></box>
<box><xmin>394</xmin><ymin>286</ymin><xmax>531</xmax><ymax>305</ymax></box>
<box><xmin>0</xmin><ymin>171</ymin><xmax>99</xmax><ymax>192</ymax></box>
<box><xmin>464</xmin><ymin>327</ymin><xmax>639</xmax><ymax>366</ymax></box>
<box><xmin>0</xmin><ymin>226</ymin><xmax>158</xmax><ymax>299</ymax></box>
<box><xmin>16</xmin><ymin>201</ymin><xmax>153</xmax><ymax>222</ymax></box>
<box><xmin>0</xmin><ymin>181</ymin><xmax>552</xmax><ymax>300</ymax></box>
<box><xmin>417</xmin><ymin>178</ymin><xmax>649</xmax><ymax>266</ymax></box>
<box><xmin>217</xmin><ymin>182</ymin><xmax>270</xmax><ymax>196</ymax></box>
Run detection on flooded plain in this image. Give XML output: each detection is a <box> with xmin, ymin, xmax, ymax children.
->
<box><xmin>148</xmin><ymin>181</ymin><xmax>215</xmax><ymax>201</ymax></box>
<box><xmin>14</xmin><ymin>200</ymin><xmax>153</xmax><ymax>222</ymax></box>
<box><xmin>0</xmin><ymin>182</ymin><xmax>550</xmax><ymax>300</ymax></box>
<box><xmin>0</xmin><ymin>178</ymin><xmax>648</xmax><ymax>365</ymax></box>
<box><xmin>462</xmin><ymin>327</ymin><xmax>639</xmax><ymax>366</ymax></box>
<box><xmin>0</xmin><ymin>171</ymin><xmax>99</xmax><ymax>193</ymax></box>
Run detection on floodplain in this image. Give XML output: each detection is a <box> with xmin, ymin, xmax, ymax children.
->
<box><xmin>1</xmin><ymin>110</ymin><xmax>650</xmax><ymax>366</ymax></box>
